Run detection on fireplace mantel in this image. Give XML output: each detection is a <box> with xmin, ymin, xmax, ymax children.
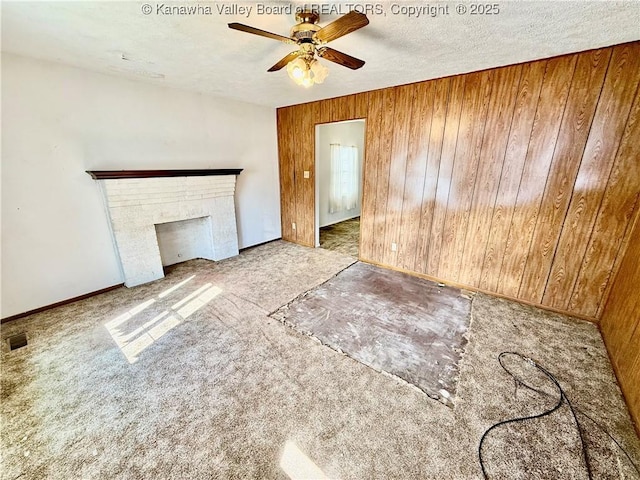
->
<box><xmin>86</xmin><ymin>169</ymin><xmax>243</xmax><ymax>180</ymax></box>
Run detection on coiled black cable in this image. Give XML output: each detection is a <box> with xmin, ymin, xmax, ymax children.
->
<box><xmin>478</xmin><ymin>351</ymin><xmax>640</xmax><ymax>479</ymax></box>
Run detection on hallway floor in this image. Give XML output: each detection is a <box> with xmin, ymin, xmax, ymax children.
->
<box><xmin>319</xmin><ymin>217</ymin><xmax>360</xmax><ymax>257</ymax></box>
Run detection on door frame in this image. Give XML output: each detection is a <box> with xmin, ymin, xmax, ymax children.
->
<box><xmin>314</xmin><ymin>118</ymin><xmax>367</xmax><ymax>251</ymax></box>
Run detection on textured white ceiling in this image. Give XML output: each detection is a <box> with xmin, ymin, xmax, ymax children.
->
<box><xmin>2</xmin><ymin>1</ymin><xmax>639</xmax><ymax>108</ymax></box>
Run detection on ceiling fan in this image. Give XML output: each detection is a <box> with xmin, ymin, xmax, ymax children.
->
<box><xmin>228</xmin><ymin>10</ymin><xmax>369</xmax><ymax>87</ymax></box>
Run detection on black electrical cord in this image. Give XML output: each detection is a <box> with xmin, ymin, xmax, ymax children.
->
<box><xmin>478</xmin><ymin>351</ymin><xmax>640</xmax><ymax>479</ymax></box>
<box><xmin>510</xmin><ymin>364</ymin><xmax>640</xmax><ymax>479</ymax></box>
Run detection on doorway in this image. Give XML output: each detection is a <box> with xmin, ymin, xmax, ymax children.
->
<box><xmin>314</xmin><ymin>119</ymin><xmax>365</xmax><ymax>258</ymax></box>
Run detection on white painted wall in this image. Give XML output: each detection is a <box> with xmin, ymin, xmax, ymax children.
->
<box><xmin>316</xmin><ymin>120</ymin><xmax>365</xmax><ymax>228</ymax></box>
<box><xmin>1</xmin><ymin>53</ymin><xmax>281</xmax><ymax>318</ymax></box>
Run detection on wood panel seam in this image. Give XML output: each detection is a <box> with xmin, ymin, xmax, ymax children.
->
<box><xmin>422</xmin><ymin>78</ymin><xmax>454</xmax><ymax>273</ymax></box>
<box><xmin>437</xmin><ymin>77</ymin><xmax>468</xmax><ymax>277</ymax></box>
<box><xmin>517</xmin><ymin>54</ymin><xmax>580</xmax><ymax>299</ymax></box>
<box><xmin>458</xmin><ymin>72</ymin><xmax>497</xmax><ymax>284</ymax></box>
<box><xmin>477</xmin><ymin>66</ymin><xmax>525</xmax><ymax>282</ymax></box>
<box><xmin>496</xmin><ymin>59</ymin><xmax>549</xmax><ymax>290</ymax></box>
<box><xmin>411</xmin><ymin>84</ymin><xmax>437</xmax><ymax>271</ymax></box>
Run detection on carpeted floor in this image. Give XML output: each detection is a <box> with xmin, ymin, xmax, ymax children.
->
<box><xmin>319</xmin><ymin>217</ymin><xmax>360</xmax><ymax>257</ymax></box>
<box><xmin>1</xmin><ymin>240</ymin><xmax>639</xmax><ymax>479</ymax></box>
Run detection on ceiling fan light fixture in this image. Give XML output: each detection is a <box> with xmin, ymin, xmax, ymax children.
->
<box><xmin>310</xmin><ymin>59</ymin><xmax>329</xmax><ymax>84</ymax></box>
<box><xmin>286</xmin><ymin>56</ymin><xmax>329</xmax><ymax>87</ymax></box>
<box><xmin>286</xmin><ymin>57</ymin><xmax>307</xmax><ymax>84</ymax></box>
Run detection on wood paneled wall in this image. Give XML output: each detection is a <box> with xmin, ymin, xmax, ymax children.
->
<box><xmin>600</xmin><ymin>213</ymin><xmax>640</xmax><ymax>431</ymax></box>
<box><xmin>276</xmin><ymin>41</ymin><xmax>640</xmax><ymax>321</ymax></box>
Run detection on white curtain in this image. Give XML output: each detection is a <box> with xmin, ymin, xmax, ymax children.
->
<box><xmin>329</xmin><ymin>144</ymin><xmax>358</xmax><ymax>214</ymax></box>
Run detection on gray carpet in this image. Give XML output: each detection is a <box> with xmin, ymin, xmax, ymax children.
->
<box><xmin>1</xmin><ymin>240</ymin><xmax>639</xmax><ymax>479</ymax></box>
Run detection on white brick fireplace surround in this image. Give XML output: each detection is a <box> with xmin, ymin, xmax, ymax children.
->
<box><xmin>88</xmin><ymin>169</ymin><xmax>242</xmax><ymax>287</ymax></box>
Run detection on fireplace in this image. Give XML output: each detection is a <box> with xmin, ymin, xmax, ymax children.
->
<box><xmin>88</xmin><ymin>169</ymin><xmax>242</xmax><ymax>287</ymax></box>
<box><xmin>155</xmin><ymin>216</ymin><xmax>214</xmax><ymax>267</ymax></box>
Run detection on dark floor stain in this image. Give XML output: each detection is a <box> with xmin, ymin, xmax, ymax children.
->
<box><xmin>272</xmin><ymin>262</ymin><xmax>472</xmax><ymax>406</ymax></box>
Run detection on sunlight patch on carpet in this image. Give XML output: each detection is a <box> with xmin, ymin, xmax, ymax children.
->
<box><xmin>105</xmin><ymin>276</ymin><xmax>222</xmax><ymax>363</ymax></box>
<box><xmin>280</xmin><ymin>441</ymin><xmax>329</xmax><ymax>480</ymax></box>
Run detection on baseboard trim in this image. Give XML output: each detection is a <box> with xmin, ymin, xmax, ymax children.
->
<box><xmin>358</xmin><ymin>257</ymin><xmax>598</xmax><ymax>324</ymax></box>
<box><xmin>1</xmin><ymin>283</ymin><xmax>124</xmax><ymax>324</ymax></box>
<box><xmin>239</xmin><ymin>237</ymin><xmax>282</xmax><ymax>252</ymax></box>
<box><xmin>319</xmin><ymin>215</ymin><xmax>361</xmax><ymax>229</ymax></box>
<box><xmin>2</xmin><ymin>239</ymin><xmax>284</xmax><ymax>324</ymax></box>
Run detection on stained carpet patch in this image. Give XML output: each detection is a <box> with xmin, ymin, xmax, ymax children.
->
<box><xmin>271</xmin><ymin>262</ymin><xmax>472</xmax><ymax>406</ymax></box>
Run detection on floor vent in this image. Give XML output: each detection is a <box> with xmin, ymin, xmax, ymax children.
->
<box><xmin>7</xmin><ymin>333</ymin><xmax>28</xmax><ymax>351</ymax></box>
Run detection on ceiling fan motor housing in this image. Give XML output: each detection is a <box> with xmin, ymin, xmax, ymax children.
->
<box><xmin>295</xmin><ymin>11</ymin><xmax>320</xmax><ymax>25</ymax></box>
<box><xmin>291</xmin><ymin>11</ymin><xmax>322</xmax><ymax>43</ymax></box>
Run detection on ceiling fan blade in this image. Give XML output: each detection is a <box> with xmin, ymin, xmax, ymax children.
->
<box><xmin>318</xmin><ymin>47</ymin><xmax>365</xmax><ymax>70</ymax></box>
<box><xmin>268</xmin><ymin>51</ymin><xmax>301</xmax><ymax>72</ymax></box>
<box><xmin>228</xmin><ymin>23</ymin><xmax>295</xmax><ymax>44</ymax></box>
<box><xmin>314</xmin><ymin>11</ymin><xmax>369</xmax><ymax>43</ymax></box>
